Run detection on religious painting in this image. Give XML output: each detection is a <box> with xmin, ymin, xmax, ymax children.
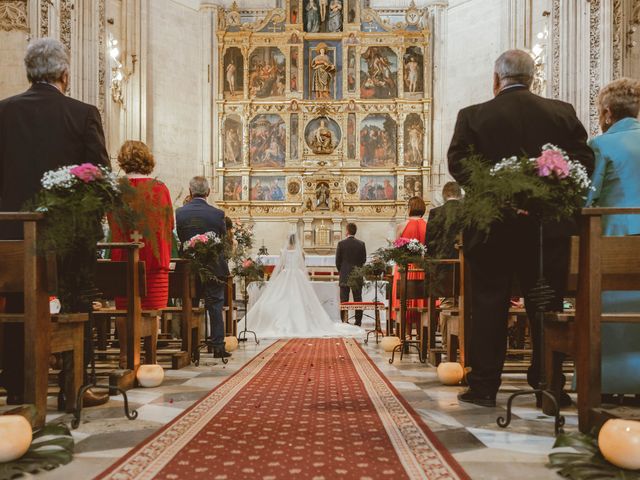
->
<box><xmin>304</xmin><ymin>0</ymin><xmax>343</xmax><ymax>33</ymax></box>
<box><xmin>249</xmin><ymin>114</ymin><xmax>286</xmax><ymax>168</ymax></box>
<box><xmin>290</xmin><ymin>0</ymin><xmax>299</xmax><ymax>24</ymax></box>
<box><xmin>290</xmin><ymin>47</ymin><xmax>299</xmax><ymax>93</ymax></box>
<box><xmin>359</xmin><ymin>114</ymin><xmax>397</xmax><ymax>167</ymax></box>
<box><xmin>223</xmin><ymin>176</ymin><xmax>243</xmax><ymax>201</ymax></box>
<box><xmin>404</xmin><ymin>175</ymin><xmax>423</xmax><ymax>200</ymax></box>
<box><xmin>248</xmin><ymin>47</ymin><xmax>286</xmax><ymax>98</ymax></box>
<box><xmin>249</xmin><ymin>176</ymin><xmax>286</xmax><ymax>201</ymax></box>
<box><xmin>403</xmin><ymin>113</ymin><xmax>424</xmax><ymax>166</ymax></box>
<box><xmin>360</xmin><ymin>46</ymin><xmax>398</xmax><ymax>99</ymax></box>
<box><xmin>347</xmin><ymin>113</ymin><xmax>356</xmax><ymax>159</ymax></box>
<box><xmin>347</xmin><ymin>0</ymin><xmax>356</xmax><ymax>23</ymax></box>
<box><xmin>359</xmin><ymin>176</ymin><xmax>396</xmax><ymax>201</ymax></box>
<box><xmin>305</xmin><ymin>116</ymin><xmax>341</xmax><ymax>154</ymax></box>
<box><xmin>223</xmin><ymin>115</ymin><xmax>243</xmax><ymax>166</ymax></box>
<box><xmin>403</xmin><ymin>46</ymin><xmax>424</xmax><ymax>95</ymax></box>
<box><xmin>223</xmin><ymin>47</ymin><xmax>244</xmax><ymax>98</ymax></box>
<box><xmin>347</xmin><ymin>46</ymin><xmax>356</xmax><ymax>93</ymax></box>
<box><xmin>290</xmin><ymin>114</ymin><xmax>299</xmax><ymax>160</ymax></box>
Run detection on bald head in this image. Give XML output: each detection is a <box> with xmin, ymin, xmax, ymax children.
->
<box><xmin>493</xmin><ymin>49</ymin><xmax>535</xmax><ymax>95</ymax></box>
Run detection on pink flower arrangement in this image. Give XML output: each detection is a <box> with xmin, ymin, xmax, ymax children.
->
<box><xmin>393</xmin><ymin>237</ymin><xmax>411</xmax><ymax>248</ymax></box>
<box><xmin>535</xmin><ymin>149</ymin><xmax>569</xmax><ymax>179</ymax></box>
<box><xmin>242</xmin><ymin>259</ymin><xmax>254</xmax><ymax>269</ymax></box>
<box><xmin>70</xmin><ymin>163</ymin><xmax>103</xmax><ymax>183</ymax></box>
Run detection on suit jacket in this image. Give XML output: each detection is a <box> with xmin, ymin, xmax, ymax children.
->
<box><xmin>0</xmin><ymin>83</ymin><xmax>109</xmax><ymax>239</ymax></box>
<box><xmin>447</xmin><ymin>86</ymin><xmax>595</xmax><ymax>248</ymax></box>
<box><xmin>175</xmin><ymin>198</ymin><xmax>230</xmax><ymax>278</ymax></box>
<box><xmin>335</xmin><ymin>236</ymin><xmax>366</xmax><ymax>287</ymax></box>
<box><xmin>425</xmin><ymin>199</ymin><xmax>460</xmax><ymax>259</ymax></box>
<box><xmin>586</xmin><ymin>117</ymin><xmax>640</xmax><ymax>236</ymax></box>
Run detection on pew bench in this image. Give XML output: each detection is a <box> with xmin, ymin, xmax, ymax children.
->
<box><xmin>0</xmin><ymin>213</ymin><xmax>85</xmax><ymax>427</ymax></box>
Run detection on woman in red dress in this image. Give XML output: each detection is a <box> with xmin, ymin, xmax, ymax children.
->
<box><xmin>109</xmin><ymin>140</ymin><xmax>174</xmax><ymax>311</ymax></box>
<box><xmin>391</xmin><ymin>196</ymin><xmax>427</xmax><ymax>330</ymax></box>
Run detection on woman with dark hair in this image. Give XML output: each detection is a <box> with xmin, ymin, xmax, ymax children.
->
<box><xmin>391</xmin><ymin>196</ymin><xmax>428</xmax><ymax>328</ymax></box>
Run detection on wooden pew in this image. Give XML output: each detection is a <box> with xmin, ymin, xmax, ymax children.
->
<box><xmin>161</xmin><ymin>259</ymin><xmax>201</xmax><ymax>367</ymax></box>
<box><xmin>547</xmin><ymin>208</ymin><xmax>640</xmax><ymax>432</ymax></box>
<box><xmin>0</xmin><ymin>213</ymin><xmax>86</xmax><ymax>427</ymax></box>
<box><xmin>224</xmin><ymin>276</ymin><xmax>236</xmax><ymax>337</ymax></box>
<box><xmin>422</xmin><ymin>257</ymin><xmax>464</xmax><ymax>365</ymax></box>
<box><xmin>93</xmin><ymin>243</ymin><xmax>158</xmax><ymax>388</ymax></box>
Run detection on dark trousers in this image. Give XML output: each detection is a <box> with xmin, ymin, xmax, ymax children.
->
<box><xmin>340</xmin><ymin>285</ymin><xmax>363</xmax><ymax>326</ymax></box>
<box><xmin>204</xmin><ymin>281</ymin><xmax>225</xmax><ymax>349</ymax></box>
<box><xmin>465</xmin><ymin>225</ymin><xmax>569</xmax><ymax>397</ymax></box>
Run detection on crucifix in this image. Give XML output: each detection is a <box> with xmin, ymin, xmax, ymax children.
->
<box><xmin>130</xmin><ymin>230</ymin><xmax>144</xmax><ymax>244</ymax></box>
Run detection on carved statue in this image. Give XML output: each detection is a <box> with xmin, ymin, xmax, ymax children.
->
<box><xmin>311</xmin><ymin>43</ymin><xmax>335</xmax><ymax>99</ymax></box>
<box><xmin>315</xmin><ymin>182</ymin><xmax>330</xmax><ymax>210</ymax></box>
<box><xmin>305</xmin><ymin>0</ymin><xmax>320</xmax><ymax>33</ymax></box>
<box><xmin>310</xmin><ymin>119</ymin><xmax>334</xmax><ymax>154</ymax></box>
<box><xmin>327</xmin><ymin>0</ymin><xmax>343</xmax><ymax>32</ymax></box>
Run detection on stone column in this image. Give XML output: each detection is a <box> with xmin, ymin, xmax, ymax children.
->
<box><xmin>425</xmin><ymin>0</ymin><xmax>448</xmax><ymax>202</ymax></box>
<box><xmin>201</xmin><ymin>3</ymin><xmax>217</xmax><ymax>181</ymax></box>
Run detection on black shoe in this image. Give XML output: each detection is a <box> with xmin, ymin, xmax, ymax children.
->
<box><xmin>213</xmin><ymin>350</ymin><xmax>231</xmax><ymax>359</ymax></box>
<box><xmin>457</xmin><ymin>388</ymin><xmax>496</xmax><ymax>407</ymax></box>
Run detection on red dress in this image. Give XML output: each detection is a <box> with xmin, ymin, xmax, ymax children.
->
<box><xmin>391</xmin><ymin>218</ymin><xmax>427</xmax><ymax>326</ymax></box>
<box><xmin>109</xmin><ymin>177</ymin><xmax>174</xmax><ymax>310</ymax></box>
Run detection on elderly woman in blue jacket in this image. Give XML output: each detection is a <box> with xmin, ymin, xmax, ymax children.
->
<box><xmin>587</xmin><ymin>77</ymin><xmax>640</xmax><ymax>395</ymax></box>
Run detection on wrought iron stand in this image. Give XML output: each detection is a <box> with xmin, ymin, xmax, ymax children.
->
<box><xmin>496</xmin><ymin>222</ymin><xmax>565</xmax><ymax>435</ymax></box>
<box><xmin>364</xmin><ymin>276</ymin><xmax>384</xmax><ymax>345</ymax></box>
<box><xmin>237</xmin><ymin>278</ymin><xmax>259</xmax><ymax>345</ymax></box>
<box><xmin>72</xmin><ymin>293</ymin><xmax>137</xmax><ymax>429</ymax></box>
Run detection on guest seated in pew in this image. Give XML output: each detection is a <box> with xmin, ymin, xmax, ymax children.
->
<box><xmin>109</xmin><ymin>141</ymin><xmax>174</xmax><ymax>312</ymax></box>
<box><xmin>0</xmin><ymin>38</ymin><xmax>109</xmax><ymax>406</ymax></box>
<box><xmin>176</xmin><ymin>177</ymin><xmax>231</xmax><ymax>359</ymax></box>
<box><xmin>448</xmin><ymin>49</ymin><xmax>595</xmax><ymax>408</ymax></box>
<box><xmin>425</xmin><ymin>182</ymin><xmax>462</xmax><ymax>260</ymax></box>
<box><xmin>586</xmin><ymin>78</ymin><xmax>640</xmax><ymax>397</ymax></box>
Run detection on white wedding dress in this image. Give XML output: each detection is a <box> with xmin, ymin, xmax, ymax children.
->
<box><xmin>241</xmin><ymin>235</ymin><xmax>363</xmax><ymax>339</ymax></box>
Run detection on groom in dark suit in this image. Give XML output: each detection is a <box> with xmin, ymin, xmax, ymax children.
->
<box><xmin>448</xmin><ymin>49</ymin><xmax>594</xmax><ymax>408</ymax></box>
<box><xmin>176</xmin><ymin>176</ymin><xmax>231</xmax><ymax>358</ymax></box>
<box><xmin>336</xmin><ymin>223</ymin><xmax>367</xmax><ymax>326</ymax></box>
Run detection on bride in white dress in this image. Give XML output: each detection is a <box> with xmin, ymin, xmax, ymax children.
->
<box><xmin>241</xmin><ymin>234</ymin><xmax>363</xmax><ymax>338</ymax></box>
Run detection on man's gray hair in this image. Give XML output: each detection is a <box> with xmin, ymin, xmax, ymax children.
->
<box><xmin>494</xmin><ymin>49</ymin><xmax>535</xmax><ymax>87</ymax></box>
<box><xmin>24</xmin><ymin>38</ymin><xmax>70</xmax><ymax>83</ymax></box>
<box><xmin>189</xmin><ymin>176</ymin><xmax>210</xmax><ymax>197</ymax></box>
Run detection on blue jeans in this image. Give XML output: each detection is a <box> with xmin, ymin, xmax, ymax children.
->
<box><xmin>204</xmin><ymin>282</ymin><xmax>225</xmax><ymax>349</ymax></box>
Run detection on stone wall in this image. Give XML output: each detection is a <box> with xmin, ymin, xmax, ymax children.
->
<box><xmin>0</xmin><ymin>30</ymin><xmax>29</xmax><ymax>99</ymax></box>
<box><xmin>146</xmin><ymin>0</ymin><xmax>206</xmax><ymax>206</ymax></box>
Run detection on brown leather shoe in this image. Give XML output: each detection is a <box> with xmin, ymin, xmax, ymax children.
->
<box><xmin>82</xmin><ymin>388</ymin><xmax>109</xmax><ymax>407</ymax></box>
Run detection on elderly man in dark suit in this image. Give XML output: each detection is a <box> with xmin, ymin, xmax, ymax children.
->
<box><xmin>0</xmin><ymin>38</ymin><xmax>109</xmax><ymax>405</ymax></box>
<box><xmin>448</xmin><ymin>49</ymin><xmax>595</xmax><ymax>408</ymax></box>
<box><xmin>336</xmin><ymin>223</ymin><xmax>367</xmax><ymax>326</ymax></box>
<box><xmin>176</xmin><ymin>176</ymin><xmax>231</xmax><ymax>358</ymax></box>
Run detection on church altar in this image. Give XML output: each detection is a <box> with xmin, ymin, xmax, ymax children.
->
<box><xmin>247</xmin><ymin>280</ymin><xmax>387</xmax><ymax>323</ymax></box>
<box><xmin>259</xmin><ymin>254</ymin><xmax>336</xmax><ymax>267</ymax></box>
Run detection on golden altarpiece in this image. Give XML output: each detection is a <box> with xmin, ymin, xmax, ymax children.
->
<box><xmin>216</xmin><ymin>1</ymin><xmax>433</xmax><ymax>253</ymax></box>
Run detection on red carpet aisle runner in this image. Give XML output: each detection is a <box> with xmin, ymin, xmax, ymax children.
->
<box><xmin>97</xmin><ymin>339</ymin><xmax>469</xmax><ymax>480</ymax></box>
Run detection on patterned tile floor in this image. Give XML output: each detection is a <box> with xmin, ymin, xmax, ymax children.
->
<box><xmin>37</xmin><ymin>331</ymin><xmax>569</xmax><ymax>480</ymax></box>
